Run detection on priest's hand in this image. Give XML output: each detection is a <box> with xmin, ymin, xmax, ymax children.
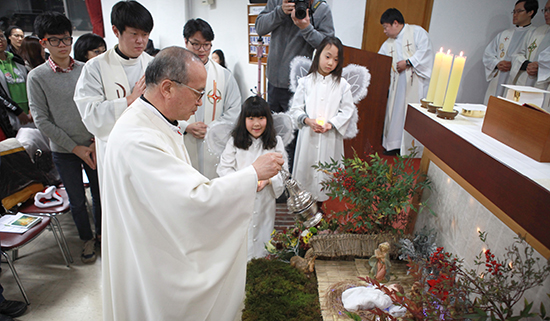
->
<box><xmin>526</xmin><ymin>62</ymin><xmax>539</xmax><ymax>76</ymax></box>
<box><xmin>126</xmin><ymin>75</ymin><xmax>146</xmax><ymax>106</ymax></box>
<box><xmin>253</xmin><ymin>152</ymin><xmax>284</xmax><ymax>181</ymax></box>
<box><xmin>186</xmin><ymin>122</ymin><xmax>208</xmax><ymax>139</ymax></box>
<box><xmin>497</xmin><ymin>60</ymin><xmax>511</xmax><ymax>72</ymax></box>
<box><xmin>396</xmin><ymin>60</ymin><xmax>408</xmax><ymax>73</ymax></box>
<box><xmin>282</xmin><ymin>0</ymin><xmax>294</xmax><ymax>15</ymax></box>
<box><xmin>73</xmin><ymin>145</ymin><xmax>97</xmax><ymax>170</ymax></box>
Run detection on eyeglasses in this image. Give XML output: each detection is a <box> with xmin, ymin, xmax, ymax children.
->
<box><xmin>91</xmin><ymin>49</ymin><xmax>106</xmax><ymax>55</ymax></box>
<box><xmin>170</xmin><ymin>79</ymin><xmax>205</xmax><ymax>100</ymax></box>
<box><xmin>512</xmin><ymin>9</ymin><xmax>526</xmax><ymax>14</ymax></box>
<box><xmin>543</xmin><ymin>8</ymin><xmax>550</xmax><ymax>13</ymax></box>
<box><xmin>188</xmin><ymin>41</ymin><xmax>212</xmax><ymax>51</ymax></box>
<box><xmin>42</xmin><ymin>36</ymin><xmax>73</xmax><ymax>47</ymax></box>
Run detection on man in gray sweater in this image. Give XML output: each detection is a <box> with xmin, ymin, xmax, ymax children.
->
<box><xmin>27</xmin><ymin>12</ymin><xmax>101</xmax><ymax>263</ymax></box>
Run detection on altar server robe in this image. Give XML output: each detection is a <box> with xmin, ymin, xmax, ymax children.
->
<box><xmin>74</xmin><ymin>48</ymin><xmax>154</xmax><ymax>182</ymax></box>
<box><xmin>102</xmin><ymin>98</ymin><xmax>258</xmax><ymax>321</ymax></box>
<box><xmin>180</xmin><ymin>59</ymin><xmax>241</xmax><ymax>179</ymax></box>
<box><xmin>378</xmin><ymin>24</ymin><xmax>433</xmax><ymax>153</ymax></box>
<box><xmin>289</xmin><ymin>73</ymin><xmax>356</xmax><ymax>202</ymax></box>
<box><xmin>483</xmin><ymin>25</ymin><xmax>536</xmax><ymax>104</ymax></box>
<box><xmin>217</xmin><ymin>136</ymin><xmax>287</xmax><ymax>260</ymax></box>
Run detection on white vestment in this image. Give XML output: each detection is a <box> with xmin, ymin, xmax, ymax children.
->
<box><xmin>181</xmin><ymin>59</ymin><xmax>242</xmax><ymax>179</ymax></box>
<box><xmin>535</xmin><ymin>46</ymin><xmax>550</xmax><ymax>112</ymax></box>
<box><xmin>378</xmin><ymin>24</ymin><xmax>433</xmax><ymax>153</ymax></box>
<box><xmin>289</xmin><ymin>73</ymin><xmax>355</xmax><ymax>202</ymax></box>
<box><xmin>102</xmin><ymin>98</ymin><xmax>258</xmax><ymax>321</ymax></box>
<box><xmin>217</xmin><ymin>136</ymin><xmax>287</xmax><ymax>260</ymax></box>
<box><xmin>510</xmin><ymin>24</ymin><xmax>550</xmax><ymax>87</ymax></box>
<box><xmin>483</xmin><ymin>24</ymin><xmax>536</xmax><ymax>104</ymax></box>
<box><xmin>73</xmin><ymin>48</ymin><xmax>154</xmax><ymax>182</ymax></box>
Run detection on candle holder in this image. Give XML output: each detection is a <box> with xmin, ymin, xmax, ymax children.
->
<box><xmin>427</xmin><ymin>103</ymin><xmax>442</xmax><ymax>113</ymax></box>
<box><xmin>420</xmin><ymin>98</ymin><xmax>432</xmax><ymax>109</ymax></box>
<box><xmin>436</xmin><ymin>108</ymin><xmax>459</xmax><ymax>120</ymax></box>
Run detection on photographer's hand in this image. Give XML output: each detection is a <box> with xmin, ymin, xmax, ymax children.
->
<box><xmin>282</xmin><ymin>0</ymin><xmax>294</xmax><ymax>15</ymax></box>
<box><xmin>291</xmin><ymin>8</ymin><xmax>311</xmax><ymax>29</ymax></box>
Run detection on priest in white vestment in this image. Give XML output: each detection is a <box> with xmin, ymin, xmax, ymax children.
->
<box><xmin>483</xmin><ymin>0</ymin><xmax>538</xmax><ymax>104</ymax></box>
<box><xmin>73</xmin><ymin>1</ymin><xmax>154</xmax><ymax>183</ymax></box>
<box><xmin>102</xmin><ymin>47</ymin><xmax>284</xmax><ymax>321</ymax></box>
<box><xmin>377</xmin><ymin>8</ymin><xmax>433</xmax><ymax>155</ymax></box>
<box><xmin>181</xmin><ymin>18</ymin><xmax>242</xmax><ymax>179</ymax></box>
<box><xmin>509</xmin><ymin>0</ymin><xmax>550</xmax><ymax>88</ymax></box>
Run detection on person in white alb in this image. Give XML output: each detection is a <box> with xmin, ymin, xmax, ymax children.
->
<box><xmin>377</xmin><ymin>8</ymin><xmax>433</xmax><ymax>156</ymax></box>
<box><xmin>73</xmin><ymin>0</ymin><xmax>154</xmax><ymax>183</ymax></box>
<box><xmin>483</xmin><ymin>0</ymin><xmax>538</xmax><ymax>104</ymax></box>
<box><xmin>101</xmin><ymin>47</ymin><xmax>284</xmax><ymax>321</ymax></box>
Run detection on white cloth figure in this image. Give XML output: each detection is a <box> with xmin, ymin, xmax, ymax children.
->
<box><xmin>509</xmin><ymin>24</ymin><xmax>550</xmax><ymax>87</ymax></box>
<box><xmin>483</xmin><ymin>24</ymin><xmax>536</xmax><ymax>104</ymax></box>
<box><xmin>217</xmin><ymin>136</ymin><xmax>287</xmax><ymax>260</ymax></box>
<box><xmin>289</xmin><ymin>73</ymin><xmax>356</xmax><ymax>202</ymax></box>
<box><xmin>378</xmin><ymin>24</ymin><xmax>433</xmax><ymax>154</ymax></box>
<box><xmin>342</xmin><ymin>286</ymin><xmax>406</xmax><ymax>317</ymax></box>
<box><xmin>180</xmin><ymin>59</ymin><xmax>242</xmax><ymax>179</ymax></box>
<box><xmin>73</xmin><ymin>48</ymin><xmax>153</xmax><ymax>182</ymax></box>
<box><xmin>102</xmin><ymin>98</ymin><xmax>259</xmax><ymax>321</ymax></box>
<box><xmin>536</xmin><ymin>45</ymin><xmax>550</xmax><ymax>112</ymax></box>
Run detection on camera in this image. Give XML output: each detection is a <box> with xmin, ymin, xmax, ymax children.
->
<box><xmin>290</xmin><ymin>0</ymin><xmax>309</xmax><ymax>20</ymax></box>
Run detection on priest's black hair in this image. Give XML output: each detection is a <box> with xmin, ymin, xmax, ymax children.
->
<box><xmin>308</xmin><ymin>36</ymin><xmax>344</xmax><ymax>82</ymax></box>
<box><xmin>183</xmin><ymin>18</ymin><xmax>215</xmax><ymax>42</ymax></box>
<box><xmin>34</xmin><ymin>12</ymin><xmax>72</xmax><ymax>39</ymax></box>
<box><xmin>380</xmin><ymin>8</ymin><xmax>405</xmax><ymax>25</ymax></box>
<box><xmin>232</xmin><ymin>96</ymin><xmax>277</xmax><ymax>151</ymax></box>
<box><xmin>111</xmin><ymin>0</ymin><xmax>154</xmax><ymax>34</ymax></box>
<box><xmin>517</xmin><ymin>0</ymin><xmax>539</xmax><ymax>19</ymax></box>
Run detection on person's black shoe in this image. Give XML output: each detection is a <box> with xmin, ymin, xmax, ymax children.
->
<box><xmin>383</xmin><ymin>148</ymin><xmax>400</xmax><ymax>156</ymax></box>
<box><xmin>0</xmin><ymin>314</ymin><xmax>14</xmax><ymax>321</ymax></box>
<box><xmin>0</xmin><ymin>300</ymin><xmax>27</xmax><ymax>317</ymax></box>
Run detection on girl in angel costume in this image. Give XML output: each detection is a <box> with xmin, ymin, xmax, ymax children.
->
<box><xmin>217</xmin><ymin>96</ymin><xmax>288</xmax><ymax>260</ymax></box>
<box><xmin>288</xmin><ymin>36</ymin><xmax>369</xmax><ymax>204</ymax></box>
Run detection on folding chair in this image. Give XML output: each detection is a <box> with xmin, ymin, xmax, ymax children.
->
<box><xmin>0</xmin><ymin>216</ymin><xmax>53</xmax><ymax>305</ymax></box>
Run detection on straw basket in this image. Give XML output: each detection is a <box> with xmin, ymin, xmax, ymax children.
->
<box><xmin>310</xmin><ymin>233</ymin><xmax>407</xmax><ymax>258</ymax></box>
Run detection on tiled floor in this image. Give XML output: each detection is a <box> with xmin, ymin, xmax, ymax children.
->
<box><xmin>0</xmin><ymin>212</ymin><xmax>102</xmax><ymax>321</ymax></box>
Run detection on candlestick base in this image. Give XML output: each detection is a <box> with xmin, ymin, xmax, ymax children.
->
<box><xmin>420</xmin><ymin>98</ymin><xmax>432</xmax><ymax>109</ymax></box>
<box><xmin>427</xmin><ymin>103</ymin><xmax>442</xmax><ymax>113</ymax></box>
<box><xmin>436</xmin><ymin>108</ymin><xmax>459</xmax><ymax>120</ymax></box>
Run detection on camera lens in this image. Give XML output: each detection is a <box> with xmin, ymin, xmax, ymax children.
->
<box><xmin>295</xmin><ymin>1</ymin><xmax>308</xmax><ymax>19</ymax></box>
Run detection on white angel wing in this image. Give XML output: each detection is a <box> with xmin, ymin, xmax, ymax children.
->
<box><xmin>272</xmin><ymin>113</ymin><xmax>295</xmax><ymax>147</ymax></box>
<box><xmin>289</xmin><ymin>56</ymin><xmax>312</xmax><ymax>93</ymax></box>
<box><xmin>342</xmin><ymin>64</ymin><xmax>371</xmax><ymax>104</ymax></box>
<box><xmin>204</xmin><ymin>121</ymin><xmax>234</xmax><ymax>157</ymax></box>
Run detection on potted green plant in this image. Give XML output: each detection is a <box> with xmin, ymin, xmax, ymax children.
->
<box><xmin>309</xmin><ymin>150</ymin><xmax>431</xmax><ymax>258</ymax></box>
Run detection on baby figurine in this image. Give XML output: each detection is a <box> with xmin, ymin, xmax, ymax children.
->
<box><xmin>368</xmin><ymin>242</ymin><xmax>391</xmax><ymax>282</ymax></box>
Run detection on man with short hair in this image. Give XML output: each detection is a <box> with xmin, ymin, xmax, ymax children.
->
<box><xmin>182</xmin><ymin>18</ymin><xmax>242</xmax><ymax>179</ymax></box>
<box><xmin>378</xmin><ymin>8</ymin><xmax>433</xmax><ymax>155</ymax></box>
<box><xmin>28</xmin><ymin>11</ymin><xmax>101</xmax><ymax>263</ymax></box>
<box><xmin>509</xmin><ymin>0</ymin><xmax>550</xmax><ymax>87</ymax></box>
<box><xmin>483</xmin><ymin>0</ymin><xmax>538</xmax><ymax>104</ymax></box>
<box><xmin>102</xmin><ymin>46</ymin><xmax>284</xmax><ymax>321</ymax></box>
<box><xmin>74</xmin><ymin>0</ymin><xmax>154</xmax><ymax>181</ymax></box>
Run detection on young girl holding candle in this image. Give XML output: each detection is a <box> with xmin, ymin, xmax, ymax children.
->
<box><xmin>217</xmin><ymin>96</ymin><xmax>287</xmax><ymax>260</ymax></box>
<box><xmin>289</xmin><ymin>36</ymin><xmax>357</xmax><ymax>204</ymax></box>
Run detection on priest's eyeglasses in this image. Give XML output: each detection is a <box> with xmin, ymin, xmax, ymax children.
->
<box><xmin>511</xmin><ymin>9</ymin><xmax>526</xmax><ymax>14</ymax></box>
<box><xmin>543</xmin><ymin>8</ymin><xmax>550</xmax><ymax>13</ymax></box>
<box><xmin>188</xmin><ymin>41</ymin><xmax>212</xmax><ymax>51</ymax></box>
<box><xmin>42</xmin><ymin>36</ymin><xmax>73</xmax><ymax>47</ymax></box>
<box><xmin>170</xmin><ymin>80</ymin><xmax>205</xmax><ymax>101</ymax></box>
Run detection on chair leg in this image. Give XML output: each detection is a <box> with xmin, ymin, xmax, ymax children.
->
<box><xmin>48</xmin><ymin>221</ymin><xmax>71</xmax><ymax>267</ymax></box>
<box><xmin>1</xmin><ymin>251</ymin><xmax>30</xmax><ymax>305</ymax></box>
<box><xmin>50</xmin><ymin>216</ymin><xmax>74</xmax><ymax>264</ymax></box>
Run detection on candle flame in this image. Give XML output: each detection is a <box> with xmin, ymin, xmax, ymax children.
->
<box><xmin>447</xmin><ymin>49</ymin><xmax>451</xmax><ymax>55</ymax></box>
<box><xmin>477</xmin><ymin>227</ymin><xmax>480</xmax><ymax>233</ymax></box>
<box><xmin>482</xmin><ymin>247</ymin><xmax>487</xmax><ymax>253</ymax></box>
<box><xmin>509</xmin><ymin>261</ymin><xmax>513</xmax><ymax>269</ymax></box>
<box><xmin>460</xmin><ymin>51</ymin><xmax>464</xmax><ymax>57</ymax></box>
<box><xmin>316</xmin><ymin>118</ymin><xmax>325</xmax><ymax>126</ymax></box>
<box><xmin>439</xmin><ymin>47</ymin><xmax>444</xmax><ymax>53</ymax></box>
<box><xmin>479</xmin><ymin>272</ymin><xmax>484</xmax><ymax>279</ymax></box>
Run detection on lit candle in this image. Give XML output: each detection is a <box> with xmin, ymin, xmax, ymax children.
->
<box><xmin>316</xmin><ymin>117</ymin><xmax>325</xmax><ymax>126</ymax></box>
<box><xmin>426</xmin><ymin>47</ymin><xmax>445</xmax><ymax>102</ymax></box>
<box><xmin>433</xmin><ymin>50</ymin><xmax>454</xmax><ymax>106</ymax></box>
<box><xmin>442</xmin><ymin>52</ymin><xmax>467</xmax><ymax>112</ymax></box>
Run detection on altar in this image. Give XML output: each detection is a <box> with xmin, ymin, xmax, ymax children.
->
<box><xmin>404</xmin><ymin>103</ymin><xmax>550</xmax><ymax>307</ymax></box>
